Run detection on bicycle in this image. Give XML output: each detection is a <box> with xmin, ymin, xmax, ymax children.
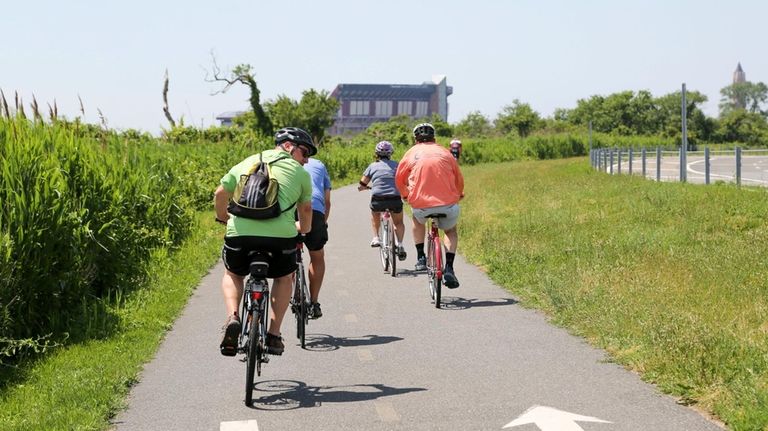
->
<box><xmin>425</xmin><ymin>214</ymin><xmax>446</xmax><ymax>309</ymax></box>
<box><xmin>378</xmin><ymin>209</ymin><xmax>398</xmax><ymax>277</ymax></box>
<box><xmin>291</xmin><ymin>240</ymin><xmax>310</xmax><ymax>349</ymax></box>
<box><xmin>238</xmin><ymin>252</ymin><xmax>271</xmax><ymax>406</ymax></box>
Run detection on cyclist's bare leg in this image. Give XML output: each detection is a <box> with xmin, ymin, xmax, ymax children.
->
<box><xmin>443</xmin><ymin>226</ymin><xmax>458</xmax><ymax>253</ymax></box>
<box><xmin>393</xmin><ymin>212</ymin><xmax>405</xmax><ymax>244</ymax></box>
<box><xmin>370</xmin><ymin>210</ymin><xmax>381</xmax><ymax>237</ymax></box>
<box><xmin>221</xmin><ymin>270</ymin><xmax>245</xmax><ymax>317</ymax></box>
<box><xmin>268</xmin><ymin>274</ymin><xmax>292</xmax><ymax>336</ymax></box>
<box><xmin>411</xmin><ymin>215</ymin><xmax>426</xmax><ymax>245</ymax></box>
<box><xmin>307</xmin><ymin>248</ymin><xmax>325</xmax><ymax>303</ymax></box>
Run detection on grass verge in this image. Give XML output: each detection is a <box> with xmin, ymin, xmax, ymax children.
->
<box><xmin>460</xmin><ymin>158</ymin><xmax>768</xmax><ymax>431</ymax></box>
<box><xmin>0</xmin><ymin>212</ymin><xmax>222</xmax><ymax>430</ymax></box>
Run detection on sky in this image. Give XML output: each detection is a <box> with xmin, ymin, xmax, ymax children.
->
<box><xmin>2</xmin><ymin>0</ymin><xmax>766</xmax><ymax>135</ymax></box>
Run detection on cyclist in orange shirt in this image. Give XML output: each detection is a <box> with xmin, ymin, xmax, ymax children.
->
<box><xmin>395</xmin><ymin>123</ymin><xmax>464</xmax><ymax>288</ymax></box>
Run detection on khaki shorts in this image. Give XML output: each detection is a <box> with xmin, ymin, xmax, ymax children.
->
<box><xmin>412</xmin><ymin>204</ymin><xmax>460</xmax><ymax>230</ymax></box>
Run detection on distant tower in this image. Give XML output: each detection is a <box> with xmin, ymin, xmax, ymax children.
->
<box><xmin>732</xmin><ymin>62</ymin><xmax>747</xmax><ymax>109</ymax></box>
<box><xmin>733</xmin><ymin>62</ymin><xmax>746</xmax><ymax>84</ymax></box>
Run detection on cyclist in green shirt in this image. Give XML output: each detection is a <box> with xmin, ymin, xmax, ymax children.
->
<box><xmin>214</xmin><ymin>127</ymin><xmax>315</xmax><ymax>356</ymax></box>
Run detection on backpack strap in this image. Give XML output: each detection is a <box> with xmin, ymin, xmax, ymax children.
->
<box><xmin>265</xmin><ymin>151</ymin><xmax>296</xmax><ymax>214</ymax></box>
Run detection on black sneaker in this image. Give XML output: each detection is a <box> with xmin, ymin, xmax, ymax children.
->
<box><xmin>415</xmin><ymin>255</ymin><xmax>427</xmax><ymax>271</ymax></box>
<box><xmin>309</xmin><ymin>302</ymin><xmax>323</xmax><ymax>319</ymax></box>
<box><xmin>396</xmin><ymin>245</ymin><xmax>407</xmax><ymax>261</ymax></box>
<box><xmin>219</xmin><ymin>315</ymin><xmax>241</xmax><ymax>356</ymax></box>
<box><xmin>265</xmin><ymin>333</ymin><xmax>284</xmax><ymax>356</ymax></box>
<box><xmin>443</xmin><ymin>268</ymin><xmax>460</xmax><ymax>289</ymax></box>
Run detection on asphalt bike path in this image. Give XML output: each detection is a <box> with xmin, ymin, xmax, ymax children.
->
<box><xmin>113</xmin><ymin>185</ymin><xmax>723</xmax><ymax>431</ymax></box>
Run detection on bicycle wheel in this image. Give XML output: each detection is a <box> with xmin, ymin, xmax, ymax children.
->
<box><xmin>245</xmin><ymin>308</ymin><xmax>258</xmax><ymax>406</ymax></box>
<box><xmin>378</xmin><ymin>217</ymin><xmax>390</xmax><ymax>272</ymax></box>
<box><xmin>389</xmin><ymin>217</ymin><xmax>397</xmax><ymax>277</ymax></box>
<box><xmin>432</xmin><ymin>233</ymin><xmax>442</xmax><ymax>309</ymax></box>
<box><xmin>295</xmin><ymin>263</ymin><xmax>308</xmax><ymax>349</ymax></box>
<box><xmin>426</xmin><ymin>232</ymin><xmax>436</xmax><ymax>301</ymax></box>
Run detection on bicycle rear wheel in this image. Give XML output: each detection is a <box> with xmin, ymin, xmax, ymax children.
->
<box><xmin>427</xmin><ymin>228</ymin><xmax>442</xmax><ymax>309</ymax></box>
<box><xmin>294</xmin><ymin>264</ymin><xmax>309</xmax><ymax>348</ymax></box>
<box><xmin>389</xmin><ymin>216</ymin><xmax>397</xmax><ymax>277</ymax></box>
<box><xmin>245</xmin><ymin>309</ymin><xmax>258</xmax><ymax>406</ymax></box>
<box><xmin>378</xmin><ymin>218</ymin><xmax>390</xmax><ymax>272</ymax></box>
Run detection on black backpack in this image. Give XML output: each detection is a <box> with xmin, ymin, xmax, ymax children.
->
<box><xmin>227</xmin><ymin>152</ymin><xmax>295</xmax><ymax>220</ymax></box>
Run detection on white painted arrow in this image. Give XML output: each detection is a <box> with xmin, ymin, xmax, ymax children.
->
<box><xmin>503</xmin><ymin>405</ymin><xmax>611</xmax><ymax>431</ymax></box>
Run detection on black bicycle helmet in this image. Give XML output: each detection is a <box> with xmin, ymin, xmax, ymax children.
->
<box><xmin>412</xmin><ymin>123</ymin><xmax>435</xmax><ymax>142</ymax></box>
<box><xmin>274</xmin><ymin>127</ymin><xmax>317</xmax><ymax>156</ymax></box>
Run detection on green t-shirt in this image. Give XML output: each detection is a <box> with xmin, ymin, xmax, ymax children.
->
<box><xmin>220</xmin><ymin>149</ymin><xmax>312</xmax><ymax>238</ymax></box>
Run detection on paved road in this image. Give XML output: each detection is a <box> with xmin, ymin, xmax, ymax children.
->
<box><xmin>113</xmin><ymin>185</ymin><xmax>723</xmax><ymax>431</ymax></box>
<box><xmin>608</xmin><ymin>153</ymin><xmax>768</xmax><ymax>186</ymax></box>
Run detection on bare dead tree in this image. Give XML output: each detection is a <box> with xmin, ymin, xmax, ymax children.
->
<box><xmin>205</xmin><ymin>52</ymin><xmax>272</xmax><ymax>135</ymax></box>
<box><xmin>162</xmin><ymin>69</ymin><xmax>176</xmax><ymax>128</ymax></box>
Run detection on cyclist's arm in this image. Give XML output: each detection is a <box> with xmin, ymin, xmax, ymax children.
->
<box><xmin>214</xmin><ymin>185</ymin><xmax>231</xmax><ymax>223</ymax></box>
<box><xmin>453</xmin><ymin>162</ymin><xmax>465</xmax><ymax>199</ymax></box>
<box><xmin>323</xmin><ymin>188</ymin><xmax>331</xmax><ymax>223</ymax></box>
<box><xmin>357</xmin><ymin>175</ymin><xmax>371</xmax><ymax>191</ymax></box>
<box><xmin>394</xmin><ymin>159</ymin><xmax>410</xmax><ymax>200</ymax></box>
<box><xmin>297</xmin><ymin>201</ymin><xmax>312</xmax><ymax>234</ymax></box>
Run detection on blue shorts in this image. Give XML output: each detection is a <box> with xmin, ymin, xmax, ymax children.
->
<box><xmin>412</xmin><ymin>204</ymin><xmax>460</xmax><ymax>230</ymax></box>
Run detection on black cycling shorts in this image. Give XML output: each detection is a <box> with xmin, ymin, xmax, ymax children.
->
<box><xmin>370</xmin><ymin>195</ymin><xmax>403</xmax><ymax>213</ymax></box>
<box><xmin>304</xmin><ymin>210</ymin><xmax>329</xmax><ymax>251</ymax></box>
<box><xmin>222</xmin><ymin>236</ymin><xmax>297</xmax><ymax>278</ymax></box>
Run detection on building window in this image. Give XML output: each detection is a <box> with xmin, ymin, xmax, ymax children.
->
<box><xmin>415</xmin><ymin>101</ymin><xmax>428</xmax><ymax>117</ymax></box>
<box><xmin>350</xmin><ymin>100</ymin><xmax>370</xmax><ymax>116</ymax></box>
<box><xmin>375</xmin><ymin>100</ymin><xmax>393</xmax><ymax>117</ymax></box>
<box><xmin>398</xmin><ymin>101</ymin><xmax>412</xmax><ymax>116</ymax></box>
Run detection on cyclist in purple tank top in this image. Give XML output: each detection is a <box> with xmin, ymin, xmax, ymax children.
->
<box><xmin>357</xmin><ymin>141</ymin><xmax>407</xmax><ymax>261</ymax></box>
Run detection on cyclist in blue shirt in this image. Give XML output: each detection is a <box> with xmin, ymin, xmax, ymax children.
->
<box><xmin>357</xmin><ymin>141</ymin><xmax>407</xmax><ymax>260</ymax></box>
<box><xmin>302</xmin><ymin>157</ymin><xmax>331</xmax><ymax>319</ymax></box>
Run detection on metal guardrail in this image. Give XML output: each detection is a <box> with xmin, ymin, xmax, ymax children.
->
<box><xmin>590</xmin><ymin>147</ymin><xmax>768</xmax><ymax>186</ymax></box>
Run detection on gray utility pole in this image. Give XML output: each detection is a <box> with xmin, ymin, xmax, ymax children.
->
<box><xmin>680</xmin><ymin>83</ymin><xmax>688</xmax><ymax>182</ymax></box>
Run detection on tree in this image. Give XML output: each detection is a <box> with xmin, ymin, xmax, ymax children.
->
<box><xmin>716</xmin><ymin>109</ymin><xmax>768</xmax><ymax>146</ymax></box>
<box><xmin>494</xmin><ymin>100</ymin><xmax>541</xmax><ymax>137</ymax></box>
<box><xmin>207</xmin><ymin>55</ymin><xmax>272</xmax><ymax>136</ymax></box>
<box><xmin>453</xmin><ymin>111</ymin><xmax>492</xmax><ymax>137</ymax></box>
<box><xmin>655</xmin><ymin>90</ymin><xmax>713</xmax><ymax>143</ymax></box>
<box><xmin>263</xmin><ymin>89</ymin><xmax>339</xmax><ymax>145</ymax></box>
<box><xmin>719</xmin><ymin>81</ymin><xmax>768</xmax><ymax>117</ymax></box>
<box><xmin>263</xmin><ymin>95</ymin><xmax>299</xmax><ymax>131</ymax></box>
<box><xmin>295</xmin><ymin>89</ymin><xmax>340</xmax><ymax>144</ymax></box>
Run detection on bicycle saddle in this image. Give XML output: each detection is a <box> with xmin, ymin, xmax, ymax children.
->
<box><xmin>247</xmin><ymin>251</ymin><xmax>270</xmax><ymax>277</ymax></box>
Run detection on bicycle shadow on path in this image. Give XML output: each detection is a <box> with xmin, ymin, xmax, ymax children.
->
<box><xmin>438</xmin><ymin>297</ymin><xmax>519</xmax><ymax>311</ymax></box>
<box><xmin>301</xmin><ymin>333</ymin><xmax>404</xmax><ymax>352</ymax></box>
<box><xmin>249</xmin><ymin>380</ymin><xmax>426</xmax><ymax>410</ymax></box>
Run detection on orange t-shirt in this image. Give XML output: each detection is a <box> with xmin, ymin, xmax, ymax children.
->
<box><xmin>395</xmin><ymin>142</ymin><xmax>464</xmax><ymax>208</ymax></box>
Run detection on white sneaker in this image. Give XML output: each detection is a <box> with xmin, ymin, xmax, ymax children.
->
<box><xmin>370</xmin><ymin>237</ymin><xmax>381</xmax><ymax>247</ymax></box>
